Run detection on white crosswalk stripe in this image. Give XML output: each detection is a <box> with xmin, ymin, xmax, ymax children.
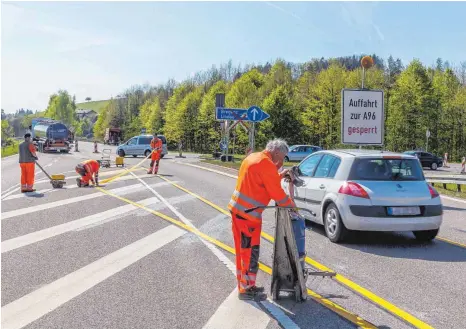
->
<box><xmin>2</xmin><ymin>174</ymin><xmax>157</xmax><ymax>201</ymax></box>
<box><xmin>1</xmin><ymin>225</ymin><xmax>186</xmax><ymax>329</ymax></box>
<box><xmin>1</xmin><ymin>181</ymin><xmax>176</xmax><ymax>220</ymax></box>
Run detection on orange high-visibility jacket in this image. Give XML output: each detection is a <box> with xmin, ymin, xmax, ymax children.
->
<box><xmin>150</xmin><ymin>138</ymin><xmax>162</xmax><ymax>153</ymax></box>
<box><xmin>81</xmin><ymin>159</ymin><xmax>100</xmax><ymax>174</ymax></box>
<box><xmin>228</xmin><ymin>150</ymin><xmax>294</xmax><ymax>222</ymax></box>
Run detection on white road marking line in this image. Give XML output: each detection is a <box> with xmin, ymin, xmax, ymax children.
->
<box><xmin>3</xmin><ymin>189</ymin><xmax>58</xmax><ymax>201</ymax></box>
<box><xmin>1</xmin><ymin>197</ymin><xmax>160</xmax><ymax>253</ymax></box>
<box><xmin>128</xmin><ymin>170</ymin><xmax>300</xmax><ymax>329</ymax></box>
<box><xmin>1</xmin><ymin>168</ymin><xmax>140</xmax><ymax>200</ymax></box>
<box><xmin>202</xmin><ymin>288</ymin><xmax>271</xmax><ymax>329</ymax></box>
<box><xmin>441</xmin><ymin>195</ymin><xmax>466</xmax><ymax>205</ymax></box>
<box><xmin>1</xmin><ymin>174</ymin><xmax>158</xmax><ymax>201</ymax></box>
<box><xmin>1</xmin><ymin>225</ymin><xmax>186</xmax><ymax>329</ymax></box>
<box><xmin>1</xmin><ymin>181</ymin><xmax>176</xmax><ymax>220</ymax></box>
<box><xmin>2</xmin><ymin>183</ymin><xmax>137</xmax><ymax>220</ymax></box>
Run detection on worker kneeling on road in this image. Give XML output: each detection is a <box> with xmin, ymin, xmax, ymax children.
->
<box><xmin>148</xmin><ymin>134</ymin><xmax>163</xmax><ymax>174</ymax></box>
<box><xmin>75</xmin><ymin>159</ymin><xmax>100</xmax><ymax>187</ymax></box>
<box><xmin>19</xmin><ymin>133</ymin><xmax>39</xmax><ymax>193</ymax></box>
<box><xmin>229</xmin><ymin>138</ymin><xmax>295</xmax><ymax>301</ymax></box>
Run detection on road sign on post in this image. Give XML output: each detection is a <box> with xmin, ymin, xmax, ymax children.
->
<box><xmin>247</xmin><ymin>106</ymin><xmax>270</xmax><ymax>122</ymax></box>
<box><xmin>341</xmin><ymin>89</ymin><xmax>384</xmax><ymax>146</ymax></box>
<box><xmin>215</xmin><ymin>108</ymin><xmax>248</xmax><ymax>121</ymax></box>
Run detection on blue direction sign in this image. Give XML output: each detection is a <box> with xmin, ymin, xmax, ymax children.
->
<box><xmin>247</xmin><ymin>106</ymin><xmax>270</xmax><ymax>122</ymax></box>
<box><xmin>216</xmin><ymin>108</ymin><xmax>247</xmax><ymax>121</ymax></box>
<box><xmin>219</xmin><ymin>141</ymin><xmax>227</xmax><ymax>150</ymax></box>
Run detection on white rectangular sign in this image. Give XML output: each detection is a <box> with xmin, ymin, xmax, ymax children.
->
<box><xmin>341</xmin><ymin>89</ymin><xmax>384</xmax><ymax>145</ymax></box>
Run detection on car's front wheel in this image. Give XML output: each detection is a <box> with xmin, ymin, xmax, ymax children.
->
<box><xmin>324</xmin><ymin>203</ymin><xmax>349</xmax><ymax>243</ymax></box>
<box><xmin>431</xmin><ymin>162</ymin><xmax>438</xmax><ymax>170</ymax></box>
<box><xmin>118</xmin><ymin>150</ymin><xmax>125</xmax><ymax>157</ymax></box>
<box><xmin>284</xmin><ymin>156</ymin><xmax>289</xmax><ymax>162</ymax></box>
<box><xmin>413</xmin><ymin>229</ymin><xmax>438</xmax><ymax>242</ymax></box>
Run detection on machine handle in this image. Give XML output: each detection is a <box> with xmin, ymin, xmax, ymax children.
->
<box><xmin>35</xmin><ymin>161</ymin><xmax>53</xmax><ymax>181</ymax></box>
<box><xmin>245</xmin><ymin>205</ymin><xmax>314</xmax><ymax>216</ymax></box>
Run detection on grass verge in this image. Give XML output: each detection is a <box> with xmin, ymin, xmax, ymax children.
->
<box><xmin>1</xmin><ymin>141</ymin><xmax>19</xmax><ymax>158</ymax></box>
<box><xmin>431</xmin><ymin>183</ymin><xmax>466</xmax><ymax>200</ymax></box>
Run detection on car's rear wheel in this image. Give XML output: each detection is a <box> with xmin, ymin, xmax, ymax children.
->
<box><xmin>118</xmin><ymin>150</ymin><xmax>125</xmax><ymax>157</ymax></box>
<box><xmin>144</xmin><ymin>150</ymin><xmax>151</xmax><ymax>158</ymax></box>
<box><xmin>413</xmin><ymin>229</ymin><xmax>438</xmax><ymax>242</ymax></box>
<box><xmin>324</xmin><ymin>203</ymin><xmax>348</xmax><ymax>243</ymax></box>
<box><xmin>431</xmin><ymin>162</ymin><xmax>438</xmax><ymax>170</ymax></box>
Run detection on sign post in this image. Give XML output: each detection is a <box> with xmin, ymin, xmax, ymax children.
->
<box><xmin>341</xmin><ymin>89</ymin><xmax>384</xmax><ymax>146</ymax></box>
<box><xmin>426</xmin><ymin>129</ymin><xmax>431</xmax><ymax>152</ymax></box>
<box><xmin>215</xmin><ymin>95</ymin><xmax>270</xmax><ymax>158</ymax></box>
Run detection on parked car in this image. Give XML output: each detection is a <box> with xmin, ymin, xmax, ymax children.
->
<box><xmin>282</xmin><ymin>149</ymin><xmax>443</xmax><ymax>243</ymax></box>
<box><xmin>285</xmin><ymin>145</ymin><xmax>322</xmax><ymax>162</ymax></box>
<box><xmin>403</xmin><ymin>151</ymin><xmax>443</xmax><ymax>170</ymax></box>
<box><xmin>116</xmin><ymin>134</ymin><xmax>168</xmax><ymax>158</ymax></box>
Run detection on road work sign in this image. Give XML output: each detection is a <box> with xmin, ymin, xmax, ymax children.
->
<box><xmin>341</xmin><ymin>89</ymin><xmax>384</xmax><ymax>145</ymax></box>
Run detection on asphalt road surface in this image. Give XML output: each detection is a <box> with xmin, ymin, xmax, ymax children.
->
<box><xmin>2</xmin><ymin>141</ymin><xmax>465</xmax><ymax>329</ymax></box>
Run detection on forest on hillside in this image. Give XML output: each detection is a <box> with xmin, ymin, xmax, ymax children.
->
<box><xmin>3</xmin><ymin>55</ymin><xmax>466</xmax><ymax>161</ymax></box>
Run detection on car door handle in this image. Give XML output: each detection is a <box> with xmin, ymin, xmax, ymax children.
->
<box><xmin>319</xmin><ymin>184</ymin><xmax>325</xmax><ymax>189</ymax></box>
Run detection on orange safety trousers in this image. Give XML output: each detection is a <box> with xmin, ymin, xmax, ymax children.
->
<box><xmin>231</xmin><ymin>212</ymin><xmax>261</xmax><ymax>293</ymax></box>
<box><xmin>76</xmin><ymin>164</ymin><xmax>92</xmax><ymax>184</ymax></box>
<box><xmin>20</xmin><ymin>163</ymin><xmax>35</xmax><ymax>191</ymax></box>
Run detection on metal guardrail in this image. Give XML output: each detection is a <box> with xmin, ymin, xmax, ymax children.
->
<box><xmin>427</xmin><ymin>179</ymin><xmax>466</xmax><ymax>192</ymax></box>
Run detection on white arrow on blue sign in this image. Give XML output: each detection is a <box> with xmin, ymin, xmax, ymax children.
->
<box><xmin>247</xmin><ymin>106</ymin><xmax>270</xmax><ymax>122</ymax></box>
<box><xmin>219</xmin><ymin>141</ymin><xmax>227</xmax><ymax>150</ymax></box>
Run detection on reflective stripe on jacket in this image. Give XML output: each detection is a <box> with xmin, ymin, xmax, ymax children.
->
<box><xmin>19</xmin><ymin>142</ymin><xmax>37</xmax><ymax>163</ymax></box>
<box><xmin>228</xmin><ymin>150</ymin><xmax>294</xmax><ymax>222</ymax></box>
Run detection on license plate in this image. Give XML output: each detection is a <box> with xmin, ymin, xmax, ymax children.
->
<box><xmin>387</xmin><ymin>206</ymin><xmax>421</xmax><ymax>216</ymax></box>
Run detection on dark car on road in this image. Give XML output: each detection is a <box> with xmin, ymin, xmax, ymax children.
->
<box><xmin>403</xmin><ymin>151</ymin><xmax>443</xmax><ymax>170</ymax></box>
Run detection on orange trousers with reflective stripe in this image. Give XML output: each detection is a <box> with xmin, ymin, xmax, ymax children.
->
<box><xmin>20</xmin><ymin>162</ymin><xmax>35</xmax><ymax>191</ymax></box>
<box><xmin>231</xmin><ymin>212</ymin><xmax>261</xmax><ymax>293</ymax></box>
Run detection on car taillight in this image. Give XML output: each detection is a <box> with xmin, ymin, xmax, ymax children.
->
<box><xmin>427</xmin><ymin>184</ymin><xmax>439</xmax><ymax>198</ymax></box>
<box><xmin>338</xmin><ymin>182</ymin><xmax>370</xmax><ymax>199</ymax></box>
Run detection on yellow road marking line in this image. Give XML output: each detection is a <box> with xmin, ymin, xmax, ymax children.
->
<box><xmin>436</xmin><ymin>237</ymin><xmax>466</xmax><ymax>249</ymax></box>
<box><xmin>95</xmin><ymin>184</ymin><xmax>377</xmax><ymax>329</ymax></box>
<box><xmin>101</xmin><ymin>155</ymin><xmax>152</xmax><ymax>184</ymax></box>
<box><xmin>156</xmin><ymin>173</ymin><xmax>435</xmax><ymax>329</ymax></box>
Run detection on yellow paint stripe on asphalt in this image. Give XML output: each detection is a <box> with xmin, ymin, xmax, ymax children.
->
<box><xmin>436</xmin><ymin>237</ymin><xmax>466</xmax><ymax>249</ymax></box>
<box><xmin>156</xmin><ymin>172</ymin><xmax>434</xmax><ymax>329</ymax></box>
<box><xmin>96</xmin><ymin>184</ymin><xmax>377</xmax><ymax>329</ymax></box>
<box><xmin>101</xmin><ymin>155</ymin><xmax>152</xmax><ymax>184</ymax></box>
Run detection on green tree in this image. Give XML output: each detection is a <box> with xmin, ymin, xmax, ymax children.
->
<box><xmin>386</xmin><ymin>60</ymin><xmax>436</xmax><ymax>152</ymax></box>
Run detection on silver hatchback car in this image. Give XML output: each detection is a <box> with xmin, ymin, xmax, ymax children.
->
<box><xmin>282</xmin><ymin>150</ymin><xmax>443</xmax><ymax>243</ymax></box>
<box><xmin>116</xmin><ymin>134</ymin><xmax>168</xmax><ymax>158</ymax></box>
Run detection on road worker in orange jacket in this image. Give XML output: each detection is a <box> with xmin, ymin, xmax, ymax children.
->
<box><xmin>19</xmin><ymin>133</ymin><xmax>39</xmax><ymax>193</ymax></box>
<box><xmin>228</xmin><ymin>138</ymin><xmax>295</xmax><ymax>301</ymax></box>
<box><xmin>148</xmin><ymin>135</ymin><xmax>163</xmax><ymax>174</ymax></box>
<box><xmin>75</xmin><ymin>159</ymin><xmax>100</xmax><ymax>187</ymax></box>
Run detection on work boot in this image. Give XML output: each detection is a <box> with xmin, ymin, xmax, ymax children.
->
<box><xmin>238</xmin><ymin>288</ymin><xmax>267</xmax><ymax>301</ymax></box>
<box><xmin>250</xmin><ymin>286</ymin><xmax>265</xmax><ymax>293</ymax></box>
<box><xmin>76</xmin><ymin>178</ymin><xmax>82</xmax><ymax>187</ymax></box>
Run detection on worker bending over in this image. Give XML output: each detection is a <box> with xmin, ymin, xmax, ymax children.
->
<box><xmin>19</xmin><ymin>133</ymin><xmax>39</xmax><ymax>193</ymax></box>
<box><xmin>75</xmin><ymin>159</ymin><xmax>100</xmax><ymax>187</ymax></box>
<box><xmin>228</xmin><ymin>139</ymin><xmax>295</xmax><ymax>301</ymax></box>
<box><xmin>148</xmin><ymin>134</ymin><xmax>163</xmax><ymax>174</ymax></box>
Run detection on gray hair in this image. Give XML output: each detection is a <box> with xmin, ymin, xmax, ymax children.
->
<box><xmin>265</xmin><ymin>138</ymin><xmax>289</xmax><ymax>154</ymax></box>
